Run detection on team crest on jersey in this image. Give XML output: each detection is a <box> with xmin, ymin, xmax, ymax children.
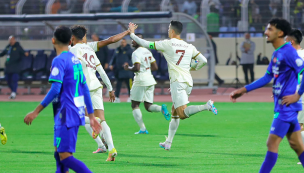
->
<box><xmin>296</xmin><ymin>58</ymin><xmax>303</xmax><ymax>67</ymax></box>
<box><xmin>273</xmin><ymin>57</ymin><xmax>277</xmax><ymax>63</ymax></box>
<box><xmin>71</xmin><ymin>56</ymin><xmax>80</xmax><ymax>64</ymax></box>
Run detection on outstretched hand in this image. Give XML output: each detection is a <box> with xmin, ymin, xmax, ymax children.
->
<box><xmin>230</xmin><ymin>87</ymin><xmax>247</xmax><ymax>103</ymax></box>
<box><xmin>89</xmin><ymin>115</ymin><xmax>102</xmax><ymax>135</ymax></box>
<box><xmin>128</xmin><ymin>22</ymin><xmax>138</xmax><ymax>34</ymax></box>
<box><xmin>24</xmin><ymin>111</ymin><xmax>38</xmax><ymax>125</ymax></box>
<box><xmin>109</xmin><ymin>91</ymin><xmax>115</xmax><ymax>102</ymax></box>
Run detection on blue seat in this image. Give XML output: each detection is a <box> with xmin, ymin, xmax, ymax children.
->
<box><xmin>219</xmin><ymin>27</ymin><xmax>228</xmax><ymax>38</ymax></box>
<box><xmin>33</xmin><ymin>50</ymin><xmax>47</xmax><ymax>81</ymax></box>
<box><xmin>228</xmin><ymin>27</ymin><xmax>237</xmax><ymax>37</ymax></box>
<box><xmin>155</xmin><ymin>54</ymin><xmax>169</xmax><ymax>95</ymax></box>
<box><xmin>255</xmin><ymin>33</ymin><xmax>263</xmax><ymax>37</ymax></box>
<box><xmin>20</xmin><ymin>51</ymin><xmax>34</xmax><ymax>81</ymax></box>
<box><xmin>20</xmin><ymin>51</ymin><xmax>34</xmax><ymax>94</ymax></box>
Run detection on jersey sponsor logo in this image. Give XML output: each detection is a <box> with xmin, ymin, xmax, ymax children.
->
<box><xmin>273</xmin><ymin>82</ymin><xmax>282</xmax><ymax>95</ymax></box>
<box><xmin>51</xmin><ymin>67</ymin><xmax>59</xmax><ymax>76</ymax></box>
<box><xmin>296</xmin><ymin>58</ymin><xmax>303</xmax><ymax>67</ymax></box>
<box><xmin>272</xmin><ymin>66</ymin><xmax>279</xmax><ymax>78</ymax></box>
<box><xmin>72</xmin><ymin>56</ymin><xmax>80</xmax><ymax>64</ymax></box>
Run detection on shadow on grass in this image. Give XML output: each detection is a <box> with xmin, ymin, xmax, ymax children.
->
<box><xmin>118</xmin><ymin>153</ymin><xmax>180</xmax><ymax>159</ymax></box>
<box><xmin>2</xmin><ymin>149</ymin><xmax>52</xmax><ymax>155</ymax></box>
<box><xmin>175</xmin><ymin>134</ymin><xmax>218</xmax><ymax>138</ymax></box>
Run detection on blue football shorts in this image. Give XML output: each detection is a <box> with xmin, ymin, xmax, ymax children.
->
<box><xmin>54</xmin><ymin>125</ymin><xmax>79</xmax><ymax>153</ymax></box>
<box><xmin>270</xmin><ymin>112</ymin><xmax>301</xmax><ymax>138</ymax></box>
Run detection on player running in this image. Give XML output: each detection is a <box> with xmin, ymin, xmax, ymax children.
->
<box><xmin>69</xmin><ymin>25</ymin><xmax>117</xmax><ymax>161</ymax></box>
<box><xmin>128</xmin><ymin>21</ymin><xmax>218</xmax><ymax>150</ymax></box>
<box><xmin>230</xmin><ymin>18</ymin><xmax>304</xmax><ymax>172</ymax></box>
<box><xmin>285</xmin><ymin>29</ymin><xmax>304</xmax><ymax>165</ymax></box>
<box><xmin>0</xmin><ymin>123</ymin><xmax>7</xmax><ymax>145</ymax></box>
<box><xmin>124</xmin><ymin>33</ymin><xmax>171</xmax><ymax>134</ymax></box>
<box><xmin>24</xmin><ymin>26</ymin><xmax>101</xmax><ymax>173</ymax></box>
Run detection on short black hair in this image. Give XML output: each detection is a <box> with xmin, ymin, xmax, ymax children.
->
<box><xmin>268</xmin><ymin>18</ymin><xmax>291</xmax><ymax>37</ymax></box>
<box><xmin>135</xmin><ymin>33</ymin><xmax>143</xmax><ymax>38</ymax></box>
<box><xmin>70</xmin><ymin>25</ymin><xmax>87</xmax><ymax>40</ymax></box>
<box><xmin>287</xmin><ymin>28</ymin><xmax>303</xmax><ymax>44</ymax></box>
<box><xmin>170</xmin><ymin>20</ymin><xmax>183</xmax><ymax>35</ymax></box>
<box><xmin>53</xmin><ymin>26</ymin><xmax>71</xmax><ymax>45</ymax></box>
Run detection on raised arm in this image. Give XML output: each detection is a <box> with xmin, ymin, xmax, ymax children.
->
<box><xmin>97</xmin><ymin>30</ymin><xmax>130</xmax><ymax>49</ymax></box>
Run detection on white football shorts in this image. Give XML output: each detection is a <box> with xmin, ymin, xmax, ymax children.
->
<box><xmin>130</xmin><ymin>85</ymin><xmax>155</xmax><ymax>103</ymax></box>
<box><xmin>89</xmin><ymin>87</ymin><xmax>104</xmax><ymax>110</ymax></box>
<box><xmin>170</xmin><ymin>81</ymin><xmax>192</xmax><ymax>109</ymax></box>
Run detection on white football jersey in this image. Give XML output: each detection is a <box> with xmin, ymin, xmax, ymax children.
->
<box><xmin>69</xmin><ymin>43</ymin><xmax>103</xmax><ymax>91</ymax></box>
<box><xmin>132</xmin><ymin>47</ymin><xmax>157</xmax><ymax>86</ymax></box>
<box><xmin>154</xmin><ymin>38</ymin><xmax>200</xmax><ymax>86</ymax></box>
<box><xmin>298</xmin><ymin>49</ymin><xmax>304</xmax><ymax>60</ymax></box>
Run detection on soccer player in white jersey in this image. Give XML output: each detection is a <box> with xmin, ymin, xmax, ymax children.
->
<box><xmin>286</xmin><ymin>29</ymin><xmax>304</xmax><ymax>164</ymax></box>
<box><xmin>124</xmin><ymin>33</ymin><xmax>171</xmax><ymax>134</ymax></box>
<box><xmin>128</xmin><ymin>21</ymin><xmax>218</xmax><ymax>150</ymax></box>
<box><xmin>70</xmin><ymin>25</ymin><xmax>128</xmax><ymax>161</ymax></box>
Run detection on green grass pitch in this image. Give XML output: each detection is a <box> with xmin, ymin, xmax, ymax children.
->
<box><xmin>0</xmin><ymin>102</ymin><xmax>303</xmax><ymax>172</ymax></box>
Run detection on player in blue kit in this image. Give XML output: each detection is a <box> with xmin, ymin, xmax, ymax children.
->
<box><xmin>230</xmin><ymin>18</ymin><xmax>304</xmax><ymax>172</ymax></box>
<box><xmin>24</xmin><ymin>26</ymin><xmax>101</xmax><ymax>173</ymax></box>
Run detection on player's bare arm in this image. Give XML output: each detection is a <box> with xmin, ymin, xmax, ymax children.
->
<box><xmin>129</xmin><ymin>23</ymin><xmax>152</xmax><ymax>49</ymax></box>
<box><xmin>97</xmin><ymin>30</ymin><xmax>130</xmax><ymax>48</ymax></box>
<box><xmin>150</xmin><ymin>62</ymin><xmax>158</xmax><ymax>71</ymax></box>
<box><xmin>124</xmin><ymin>63</ymin><xmax>140</xmax><ymax>72</ymax></box>
<box><xmin>230</xmin><ymin>87</ymin><xmax>247</xmax><ymax>103</ymax></box>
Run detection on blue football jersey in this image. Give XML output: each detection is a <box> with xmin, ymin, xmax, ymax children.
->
<box><xmin>267</xmin><ymin>43</ymin><xmax>304</xmax><ymax>121</ymax></box>
<box><xmin>49</xmin><ymin>51</ymin><xmax>86</xmax><ymax>127</ymax></box>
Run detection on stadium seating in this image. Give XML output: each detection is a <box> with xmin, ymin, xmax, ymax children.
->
<box><xmin>154</xmin><ymin>54</ymin><xmax>169</xmax><ymax>95</ymax></box>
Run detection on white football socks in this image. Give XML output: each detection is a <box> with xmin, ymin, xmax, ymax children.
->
<box><xmin>167</xmin><ymin>118</ymin><xmax>180</xmax><ymax>143</ymax></box>
<box><xmin>100</xmin><ymin>121</ymin><xmax>115</xmax><ymax>151</ymax></box>
<box><xmin>148</xmin><ymin>104</ymin><xmax>161</xmax><ymax>112</ymax></box>
<box><xmin>84</xmin><ymin>117</ymin><xmax>104</xmax><ymax>148</ymax></box>
<box><xmin>132</xmin><ymin>109</ymin><xmax>146</xmax><ymax>131</ymax></box>
<box><xmin>184</xmin><ymin>105</ymin><xmax>209</xmax><ymax>117</ymax></box>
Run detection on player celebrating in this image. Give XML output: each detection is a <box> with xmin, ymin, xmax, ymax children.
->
<box><xmin>0</xmin><ymin>123</ymin><xmax>7</xmax><ymax>145</ymax></box>
<box><xmin>230</xmin><ymin>19</ymin><xmax>304</xmax><ymax>172</ymax></box>
<box><xmin>70</xmin><ymin>25</ymin><xmax>117</xmax><ymax>161</ymax></box>
<box><xmin>128</xmin><ymin>21</ymin><xmax>218</xmax><ymax>150</ymax></box>
<box><xmin>24</xmin><ymin>26</ymin><xmax>101</xmax><ymax>173</ymax></box>
<box><xmin>286</xmin><ymin>29</ymin><xmax>304</xmax><ymax>165</ymax></box>
<box><xmin>124</xmin><ymin>33</ymin><xmax>171</xmax><ymax>134</ymax></box>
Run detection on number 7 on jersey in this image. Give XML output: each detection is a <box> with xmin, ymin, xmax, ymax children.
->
<box><xmin>176</xmin><ymin>50</ymin><xmax>185</xmax><ymax>65</ymax></box>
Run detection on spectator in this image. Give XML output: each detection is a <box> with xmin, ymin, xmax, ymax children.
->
<box><xmin>91</xmin><ymin>34</ymin><xmax>109</xmax><ymax>69</ymax></box>
<box><xmin>89</xmin><ymin>0</ymin><xmax>101</xmax><ymax>13</ymax></box>
<box><xmin>294</xmin><ymin>0</ymin><xmax>304</xmax><ymax>28</ymax></box>
<box><xmin>232</xmin><ymin>0</ymin><xmax>242</xmax><ymax>26</ymax></box>
<box><xmin>250</xmin><ymin>0</ymin><xmax>262</xmax><ymax>24</ymax></box>
<box><xmin>0</xmin><ymin>36</ymin><xmax>28</xmax><ymax>99</ymax></box>
<box><xmin>51</xmin><ymin>0</ymin><xmax>61</xmax><ymax>14</ymax></box>
<box><xmin>181</xmin><ymin>0</ymin><xmax>197</xmax><ymax>16</ymax></box>
<box><xmin>208</xmin><ymin>34</ymin><xmax>224</xmax><ymax>85</ymax></box>
<box><xmin>256</xmin><ymin>53</ymin><xmax>269</xmax><ymax>65</ymax></box>
<box><xmin>240</xmin><ymin>33</ymin><xmax>256</xmax><ymax>84</ymax></box>
<box><xmin>109</xmin><ymin>39</ymin><xmax>133</xmax><ymax>103</ymax></box>
<box><xmin>221</xmin><ymin>0</ymin><xmax>234</xmax><ymax>27</ymax></box>
<box><xmin>207</xmin><ymin>6</ymin><xmax>220</xmax><ymax>32</ymax></box>
<box><xmin>10</xmin><ymin>0</ymin><xmax>18</xmax><ymax>14</ymax></box>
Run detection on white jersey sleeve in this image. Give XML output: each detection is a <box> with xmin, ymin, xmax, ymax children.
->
<box><xmin>154</xmin><ymin>40</ymin><xmax>171</xmax><ymax>52</ymax></box>
<box><xmin>86</xmin><ymin>41</ymin><xmax>99</xmax><ymax>52</ymax></box>
<box><xmin>150</xmin><ymin>54</ymin><xmax>156</xmax><ymax>63</ymax></box>
<box><xmin>132</xmin><ymin>51</ymin><xmax>141</xmax><ymax>65</ymax></box>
